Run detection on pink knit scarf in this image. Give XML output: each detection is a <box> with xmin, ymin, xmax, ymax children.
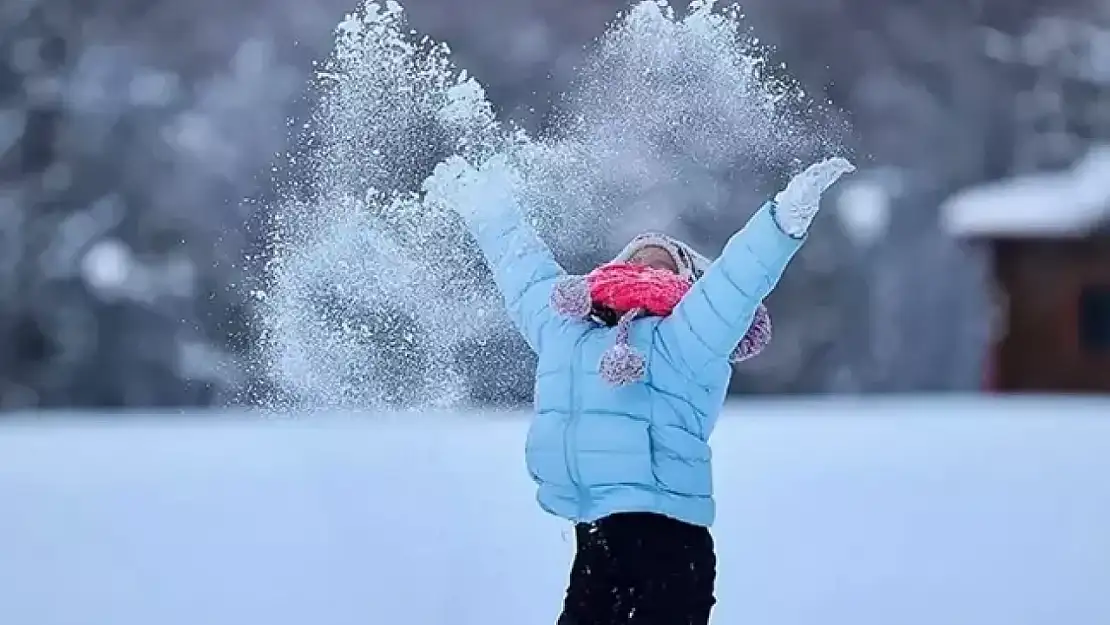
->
<box><xmin>586</xmin><ymin>263</ymin><xmax>692</xmax><ymax>317</ymax></box>
<box><xmin>550</xmin><ymin>263</ymin><xmax>772</xmax><ymax>386</ymax></box>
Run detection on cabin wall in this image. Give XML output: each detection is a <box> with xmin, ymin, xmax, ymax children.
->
<box><xmin>991</xmin><ymin>236</ymin><xmax>1110</xmax><ymax>392</ymax></box>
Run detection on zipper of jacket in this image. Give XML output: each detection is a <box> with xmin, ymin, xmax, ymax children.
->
<box><xmin>564</xmin><ymin>331</ymin><xmax>588</xmax><ymax>520</ymax></box>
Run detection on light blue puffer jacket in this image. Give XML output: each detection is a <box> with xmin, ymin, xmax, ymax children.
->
<box><xmin>463</xmin><ymin>198</ymin><xmax>805</xmax><ymax>528</ymax></box>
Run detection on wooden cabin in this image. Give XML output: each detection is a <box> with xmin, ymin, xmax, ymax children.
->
<box><xmin>942</xmin><ymin>150</ymin><xmax>1110</xmax><ymax>393</ymax></box>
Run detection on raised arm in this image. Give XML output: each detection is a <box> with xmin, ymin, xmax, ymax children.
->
<box><xmin>659</xmin><ymin>201</ymin><xmax>802</xmax><ymax>373</ymax></box>
<box><xmin>659</xmin><ymin>157</ymin><xmax>855</xmax><ymax>374</ymax></box>
<box><xmin>424</xmin><ymin>155</ymin><xmax>568</xmax><ymax>353</ymax></box>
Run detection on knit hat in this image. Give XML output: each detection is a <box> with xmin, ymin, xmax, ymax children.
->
<box><xmin>612</xmin><ymin>232</ymin><xmax>712</xmax><ymax>280</ymax></box>
<box><xmin>551</xmin><ymin>232</ymin><xmax>772</xmax><ymax>386</ymax></box>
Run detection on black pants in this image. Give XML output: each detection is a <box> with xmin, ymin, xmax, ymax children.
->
<box><xmin>557</xmin><ymin>512</ymin><xmax>716</xmax><ymax>625</ymax></box>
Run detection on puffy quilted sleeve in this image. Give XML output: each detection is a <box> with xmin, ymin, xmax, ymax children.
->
<box><xmin>459</xmin><ymin>194</ymin><xmax>568</xmax><ymax>354</ymax></box>
<box><xmin>426</xmin><ymin>154</ymin><xmax>572</xmax><ymax>354</ymax></box>
<box><xmin>659</xmin><ymin>201</ymin><xmax>804</xmax><ymax>374</ymax></box>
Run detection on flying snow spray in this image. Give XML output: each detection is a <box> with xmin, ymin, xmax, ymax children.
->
<box><xmin>258</xmin><ymin>0</ymin><xmax>843</xmax><ymax>410</ymax></box>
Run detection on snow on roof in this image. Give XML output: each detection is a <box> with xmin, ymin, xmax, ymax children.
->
<box><xmin>941</xmin><ymin>145</ymin><xmax>1110</xmax><ymax>238</ymax></box>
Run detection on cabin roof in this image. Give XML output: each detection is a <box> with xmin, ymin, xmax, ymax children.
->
<box><xmin>941</xmin><ymin>146</ymin><xmax>1110</xmax><ymax>238</ymax></box>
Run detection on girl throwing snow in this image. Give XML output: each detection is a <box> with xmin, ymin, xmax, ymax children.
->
<box><xmin>425</xmin><ymin>154</ymin><xmax>854</xmax><ymax>625</ymax></box>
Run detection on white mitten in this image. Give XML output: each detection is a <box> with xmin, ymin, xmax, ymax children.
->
<box><xmin>423</xmin><ymin>154</ymin><xmax>521</xmax><ymax>221</ymax></box>
<box><xmin>772</xmin><ymin>157</ymin><xmax>856</xmax><ymax>238</ymax></box>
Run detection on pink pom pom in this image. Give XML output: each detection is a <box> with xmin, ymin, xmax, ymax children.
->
<box><xmin>731</xmin><ymin>304</ymin><xmax>772</xmax><ymax>363</ymax></box>
<box><xmin>550</xmin><ymin>276</ymin><xmax>592</xmax><ymax>318</ymax></box>
<box><xmin>599</xmin><ymin>342</ymin><xmax>646</xmax><ymax>386</ymax></box>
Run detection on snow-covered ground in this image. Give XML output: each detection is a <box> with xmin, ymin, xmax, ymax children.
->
<box><xmin>0</xmin><ymin>396</ymin><xmax>1107</xmax><ymax>625</ymax></box>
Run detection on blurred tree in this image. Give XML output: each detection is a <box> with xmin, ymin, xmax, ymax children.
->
<box><xmin>0</xmin><ymin>0</ymin><xmax>345</xmax><ymax>408</ymax></box>
<box><xmin>5</xmin><ymin>0</ymin><xmax>1108</xmax><ymax>408</ymax></box>
<box><xmin>727</xmin><ymin>0</ymin><xmax>1108</xmax><ymax>392</ymax></box>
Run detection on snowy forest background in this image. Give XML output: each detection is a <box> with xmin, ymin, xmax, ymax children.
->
<box><xmin>2</xmin><ymin>0</ymin><xmax>1108</xmax><ymax>409</ymax></box>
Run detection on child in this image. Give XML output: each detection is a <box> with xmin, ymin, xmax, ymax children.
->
<box><xmin>425</xmin><ymin>155</ymin><xmax>854</xmax><ymax>625</ymax></box>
